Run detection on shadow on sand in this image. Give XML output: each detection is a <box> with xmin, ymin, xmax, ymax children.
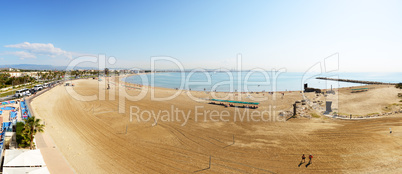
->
<box><xmin>298</xmin><ymin>161</ymin><xmax>304</xmax><ymax>167</ymax></box>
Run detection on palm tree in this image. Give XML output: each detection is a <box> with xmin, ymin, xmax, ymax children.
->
<box><xmin>23</xmin><ymin>116</ymin><xmax>45</xmax><ymax>149</ymax></box>
<box><xmin>104</xmin><ymin>68</ymin><xmax>109</xmax><ymax>76</ymax></box>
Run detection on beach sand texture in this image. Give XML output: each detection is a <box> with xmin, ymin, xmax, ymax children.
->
<box><xmin>31</xmin><ymin>78</ymin><xmax>402</xmax><ymax>173</ymax></box>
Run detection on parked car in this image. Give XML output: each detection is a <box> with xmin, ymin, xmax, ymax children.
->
<box><xmin>29</xmin><ymin>88</ymin><xmax>36</xmax><ymax>94</ymax></box>
<box><xmin>43</xmin><ymin>83</ymin><xmax>50</xmax><ymax>88</ymax></box>
<box><xmin>34</xmin><ymin>85</ymin><xmax>43</xmax><ymax>91</ymax></box>
<box><xmin>23</xmin><ymin>89</ymin><xmax>31</xmax><ymax>96</ymax></box>
<box><xmin>14</xmin><ymin>89</ymin><xmax>31</xmax><ymax>97</ymax></box>
<box><xmin>14</xmin><ymin>89</ymin><xmax>25</xmax><ymax>98</ymax></box>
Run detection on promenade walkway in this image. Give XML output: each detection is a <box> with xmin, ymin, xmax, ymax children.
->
<box><xmin>35</xmin><ymin>132</ymin><xmax>75</xmax><ymax>174</ymax></box>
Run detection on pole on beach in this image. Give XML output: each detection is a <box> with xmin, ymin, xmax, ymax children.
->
<box><xmin>209</xmin><ymin>155</ymin><xmax>211</xmax><ymax>168</ymax></box>
<box><xmin>232</xmin><ymin>135</ymin><xmax>235</xmax><ymax>145</ymax></box>
<box><xmin>125</xmin><ymin>125</ymin><xmax>127</xmax><ymax>134</ymax></box>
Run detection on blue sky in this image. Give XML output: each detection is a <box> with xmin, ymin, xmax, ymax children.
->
<box><xmin>1</xmin><ymin>0</ymin><xmax>401</xmax><ymax>72</ymax></box>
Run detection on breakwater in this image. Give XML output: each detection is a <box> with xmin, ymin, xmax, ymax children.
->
<box><xmin>316</xmin><ymin>77</ymin><xmax>397</xmax><ymax>85</ymax></box>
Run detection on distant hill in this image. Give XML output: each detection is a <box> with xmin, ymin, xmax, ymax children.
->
<box><xmin>0</xmin><ymin>64</ymin><xmax>97</xmax><ymax>70</ymax></box>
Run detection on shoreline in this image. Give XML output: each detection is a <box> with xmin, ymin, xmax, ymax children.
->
<box><xmin>120</xmin><ymin>73</ymin><xmax>381</xmax><ymax>93</ymax></box>
<box><xmin>116</xmin><ymin>74</ymin><xmax>401</xmax><ymax>120</ymax></box>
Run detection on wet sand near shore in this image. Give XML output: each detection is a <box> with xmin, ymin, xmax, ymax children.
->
<box><xmin>31</xmin><ymin>78</ymin><xmax>402</xmax><ymax>173</ymax></box>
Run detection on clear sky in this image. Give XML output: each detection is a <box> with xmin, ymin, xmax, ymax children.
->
<box><xmin>1</xmin><ymin>0</ymin><xmax>401</xmax><ymax>72</ymax></box>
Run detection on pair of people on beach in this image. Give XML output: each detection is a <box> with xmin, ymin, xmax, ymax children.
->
<box><xmin>301</xmin><ymin>154</ymin><xmax>313</xmax><ymax>163</ymax></box>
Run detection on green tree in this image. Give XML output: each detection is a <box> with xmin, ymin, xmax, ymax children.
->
<box><xmin>23</xmin><ymin>116</ymin><xmax>45</xmax><ymax>149</ymax></box>
<box><xmin>16</xmin><ymin>122</ymin><xmax>30</xmax><ymax>148</ymax></box>
<box><xmin>104</xmin><ymin>68</ymin><xmax>109</xmax><ymax>76</ymax></box>
<box><xmin>396</xmin><ymin>83</ymin><xmax>402</xmax><ymax>89</ymax></box>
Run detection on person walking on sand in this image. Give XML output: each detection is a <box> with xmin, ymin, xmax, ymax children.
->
<box><xmin>301</xmin><ymin>154</ymin><xmax>306</xmax><ymax>163</ymax></box>
<box><xmin>308</xmin><ymin>154</ymin><xmax>313</xmax><ymax>163</ymax></box>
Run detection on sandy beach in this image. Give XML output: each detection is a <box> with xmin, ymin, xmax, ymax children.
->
<box><xmin>30</xmin><ymin>77</ymin><xmax>402</xmax><ymax>173</ymax></box>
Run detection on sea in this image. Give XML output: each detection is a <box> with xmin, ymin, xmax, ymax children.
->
<box><xmin>123</xmin><ymin>72</ymin><xmax>402</xmax><ymax>92</ymax></box>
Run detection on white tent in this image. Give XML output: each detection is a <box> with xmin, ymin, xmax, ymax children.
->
<box><xmin>3</xmin><ymin>166</ymin><xmax>50</xmax><ymax>174</ymax></box>
<box><xmin>3</xmin><ymin>149</ymin><xmax>46</xmax><ymax>167</ymax></box>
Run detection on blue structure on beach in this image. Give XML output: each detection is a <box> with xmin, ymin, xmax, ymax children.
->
<box><xmin>20</xmin><ymin>101</ymin><xmax>32</xmax><ymax>119</ymax></box>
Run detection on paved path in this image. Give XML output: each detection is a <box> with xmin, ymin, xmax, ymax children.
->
<box><xmin>36</xmin><ymin>132</ymin><xmax>75</xmax><ymax>174</ymax></box>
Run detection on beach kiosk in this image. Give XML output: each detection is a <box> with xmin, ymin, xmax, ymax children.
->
<box><xmin>3</xmin><ymin>149</ymin><xmax>50</xmax><ymax>174</ymax></box>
